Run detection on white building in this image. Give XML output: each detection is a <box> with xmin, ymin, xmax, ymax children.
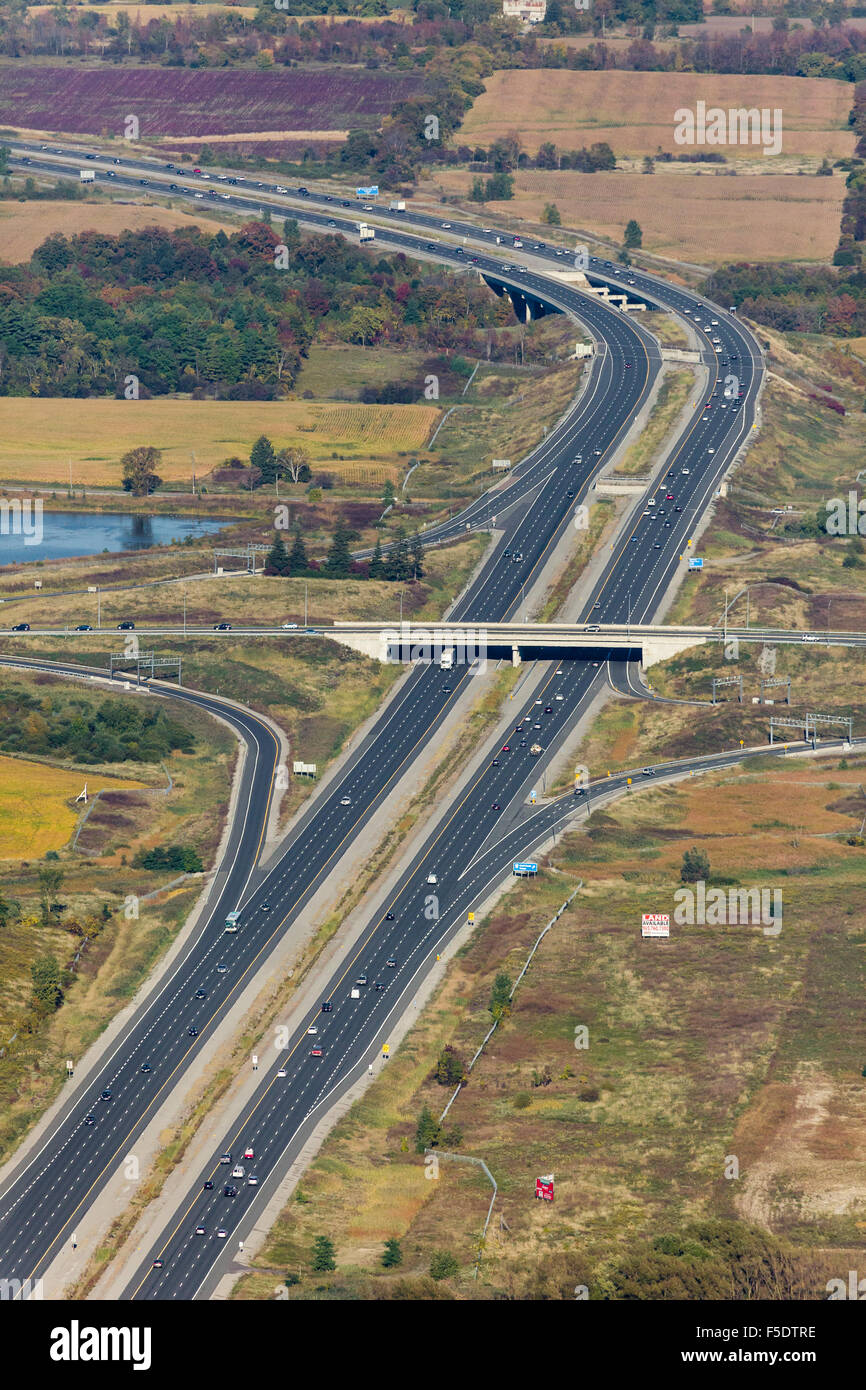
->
<box><xmin>502</xmin><ymin>0</ymin><xmax>547</xmax><ymax>23</ymax></box>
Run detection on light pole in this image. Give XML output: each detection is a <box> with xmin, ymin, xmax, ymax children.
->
<box><xmin>304</xmin><ymin>582</ymin><xmax>308</xmax><ymax>627</ymax></box>
<box><xmin>183</xmin><ymin>589</ymin><xmax>187</xmax><ymax>636</ymax></box>
<box><xmin>97</xmin><ymin>587</ymin><xmax>101</xmax><ymax>629</ymax></box>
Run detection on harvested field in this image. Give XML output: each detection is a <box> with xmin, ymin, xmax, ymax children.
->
<box><xmin>459</xmin><ymin>70</ymin><xmax>854</xmax><ymax>160</ymax></box>
<box><xmin>0</xmin><ymin>64</ymin><xmax>420</xmax><ymax>139</ymax></box>
<box><xmin>0</xmin><ymin>398</ymin><xmax>440</xmax><ymax>487</ymax></box>
<box><xmin>0</xmin><ymin>754</ymin><xmax>147</xmax><ymax>859</ymax></box>
<box><xmin>0</xmin><ymin>200</ymin><xmax>225</xmax><ymax>264</ymax></box>
<box><xmin>432</xmin><ymin>166</ymin><xmax>843</xmax><ymax>264</ymax></box>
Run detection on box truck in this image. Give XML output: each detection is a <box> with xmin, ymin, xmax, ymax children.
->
<box><xmin>79</xmin><ymin>170</ymin><xmax>95</xmax><ymax>183</ymax></box>
<box><xmin>357</xmin><ymin>223</ymin><xmax>375</xmax><ymax>243</ymax></box>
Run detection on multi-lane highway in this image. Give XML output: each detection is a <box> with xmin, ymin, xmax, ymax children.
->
<box><xmin>0</xmin><ymin>139</ymin><xmax>768</xmax><ymax>1298</ymax></box>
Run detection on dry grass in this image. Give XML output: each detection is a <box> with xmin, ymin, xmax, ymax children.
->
<box><xmin>0</xmin><ymin>398</ymin><xmax>440</xmax><ymax>487</ymax></box>
<box><xmin>431</xmin><ymin>167</ymin><xmax>844</xmax><ymax>264</ymax></box>
<box><xmin>614</xmin><ymin>367</ymin><xmax>694</xmax><ymax>477</ymax></box>
<box><xmin>0</xmin><ymin>201</ymin><xmax>226</xmax><ymax>265</ymax></box>
<box><xmin>460</xmin><ymin>70</ymin><xmax>854</xmax><ymax>159</ymax></box>
<box><xmin>0</xmin><ymin>754</ymin><xmax>147</xmax><ymax>859</ymax></box>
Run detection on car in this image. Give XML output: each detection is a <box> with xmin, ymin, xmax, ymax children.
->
<box><xmin>277</xmin><ymin>1068</ymin><xmax>287</xmax><ymax>1078</ymax></box>
<box><xmin>216</xmin><ymin>1228</ymin><xmax>228</xmax><ymax>1239</ymax></box>
<box><xmin>100</xmin><ymin>1089</ymin><xmax>111</xmax><ymax>1101</ymax></box>
<box><xmin>681</xmin><ymin>468</ymin><xmax>690</xmax><ymax>476</ymax></box>
<box><xmin>223</xmin><ymin>1185</ymin><xmax>238</xmax><ymax>1198</ymax></box>
<box><xmin>84</xmin><ymin>1114</ymin><xmax>96</xmax><ymax>1126</ymax></box>
<box><xmin>426</xmin><ymin>872</ymin><xmax>438</xmax><ymax>885</ymax></box>
<box><xmin>441</xmin><ymin>222</ymin><xmax>452</xmax><ymax>228</ymax></box>
<box><xmin>666</xmin><ymin>494</ymin><xmax>674</xmax><ymax>501</ymax></box>
<box><xmin>502</xmin><ymin>744</ymin><xmax>511</xmax><ymax>752</ymax></box>
<box><xmin>247</xmin><ymin>1174</ymin><xmax>259</xmax><ymax>1186</ymax></box>
<box><xmin>282</xmin><ymin>622</ymin><xmax>298</xmax><ymax>629</ymax></box>
<box><xmin>310</xmin><ymin>1047</ymin><xmax>323</xmax><ymax>1057</ymax></box>
<box><xmin>653</xmin><ymin>543</ymin><xmax>662</xmax><ymax>549</ymax></box>
<box><xmin>152</xmin><ymin>1259</ymin><xmax>163</xmax><ymax>1269</ymax></box>
<box><xmin>385</xmin><ymin>910</ymin><xmax>395</xmax><ymax>921</ymax></box>
<box><xmin>194</xmin><ymin>192</ymin><xmax>204</xmax><ymax>199</ymax></box>
<box><xmin>220</xmin><ymin>1153</ymin><xmax>232</xmax><ymax>1164</ymax></box>
<box><xmin>188</xmin><ymin>1025</ymin><xmax>198</xmax><ymax>1037</ymax></box>
<box><xmin>642</xmin><ymin>767</ymin><xmax>655</xmax><ymax>776</ymax></box>
<box><xmin>204</xmin><ymin>1180</ymin><xmax>214</xmax><ymax>1190</ymax></box>
<box><xmin>327</xmin><ymin>219</ymin><xmax>337</xmax><ymax>227</ymax></box>
<box><xmin>675</xmin><ymin>506</ymin><xmax>682</xmax><ymax>513</ymax></box>
<box><xmin>74</xmin><ymin>624</ymin><xmax>92</xmax><ymax>631</ymax></box>
<box><xmin>544</xmin><ymin>706</ymin><xmax>552</xmax><ymax>714</ymax></box>
<box><xmin>214</xmin><ymin>622</ymin><xmax>232</xmax><ymax>631</ymax></box>
<box><xmin>708</xmin><ymin>447</ymin><xmax>715</xmax><ymax>455</ymax></box>
<box><xmin>339</xmin><ymin>795</ymin><xmax>351</xmax><ymax>806</ymax></box>
<box><xmin>243</xmin><ymin>1146</ymin><xmax>254</xmax><ymax>1160</ymax></box>
<box><xmin>573</xmin><ymin>787</ymin><xmax>585</xmax><ymax>796</ymax></box>
<box><xmin>11</xmin><ymin>623</ymin><xmax>30</xmax><ymax>632</ymax></box>
<box><xmin>321</xmin><ymin>1000</ymin><xmax>332</xmax><ymax>1012</ymax></box>
<box><xmin>232</xmin><ymin>1164</ymin><xmax>245</xmax><ymax>1179</ymax></box>
<box><xmin>117</xmin><ymin>620</ymin><xmax>135</xmax><ymax>630</ymax></box>
<box><xmin>140</xmin><ymin>1062</ymin><xmax>151</xmax><ymax>1073</ymax></box>
<box><xmin>195</xmin><ymin>1225</ymin><xmax>206</xmax><ymax>1236</ymax></box>
<box><xmin>260</xmin><ymin>903</ymin><xmax>271</xmax><ymax>913</ymax></box>
<box><xmin>375</xmin><ymin>981</ymin><xmax>386</xmax><ymax>991</ymax></box>
<box><xmin>491</xmin><ymin>802</ymin><xmax>501</xmax><ymax>811</ymax></box>
<box><xmin>386</xmin><ymin>958</ymin><xmax>397</xmax><ymax>968</ymax></box>
<box><xmin>427</xmin><ymin>242</ymin><xmax>437</xmax><ymax>250</ymax></box>
<box><xmin>194</xmin><ymin>988</ymin><xmax>206</xmax><ymax>999</ymax></box>
<box><xmin>802</xmin><ymin>634</ymin><xmax>819</xmax><ymax>643</ymax></box>
<box><xmin>307</xmin><ymin>1025</ymin><xmax>318</xmax><ymax>1035</ymax></box>
<box><xmin>341</xmin><ymin>200</ymin><xmax>351</xmax><ymax>208</ymax></box>
<box><xmin>355</xmin><ymin>974</ymin><xmax>368</xmax><ymax>987</ymax></box>
<box><xmin>216</xmin><ymin>963</ymin><xmax>227</xmax><ymax>973</ymax></box>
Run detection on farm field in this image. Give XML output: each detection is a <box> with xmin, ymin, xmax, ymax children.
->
<box><xmin>459</xmin><ymin>70</ymin><xmax>855</xmax><ymax>160</ymax></box>
<box><xmin>0</xmin><ymin>754</ymin><xmax>148</xmax><ymax>860</ymax></box>
<box><xmin>0</xmin><ymin>65</ymin><xmax>421</xmax><ymax>140</ymax></box>
<box><xmin>431</xmin><ymin>167</ymin><xmax>844</xmax><ymax>264</ymax></box>
<box><xmin>0</xmin><ymin>398</ymin><xmax>441</xmax><ymax>489</ymax></box>
<box><xmin>0</xmin><ymin>200</ymin><xmax>226</xmax><ymax>264</ymax></box>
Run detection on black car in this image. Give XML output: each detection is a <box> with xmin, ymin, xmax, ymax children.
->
<box><xmin>74</xmin><ymin>624</ymin><xmax>92</xmax><ymax>631</ymax></box>
<box><xmin>385</xmin><ymin>911</ymin><xmax>395</xmax><ymax>921</ymax></box>
<box><xmin>203</xmin><ymin>1180</ymin><xmax>214</xmax><ymax>1190</ymax></box>
<box><xmin>386</xmin><ymin>958</ymin><xmax>397</xmax><ymax>968</ymax></box>
<box><xmin>11</xmin><ymin>623</ymin><xmax>30</xmax><ymax>632</ymax></box>
<box><xmin>188</xmin><ymin>1025</ymin><xmax>199</xmax><ymax>1037</ymax></box>
<box><xmin>297</xmin><ymin>185</ymin><xmax>309</xmax><ymax>195</ymax></box>
<box><xmin>213</xmin><ymin>622</ymin><xmax>232</xmax><ymax>631</ymax></box>
<box><xmin>140</xmin><ymin>1062</ymin><xmax>151</xmax><ymax>1073</ymax></box>
<box><xmin>341</xmin><ymin>200</ymin><xmax>351</xmax><ymax>207</ymax></box>
<box><xmin>117</xmin><ymin>621</ymin><xmax>135</xmax><ymax>630</ymax></box>
<box><xmin>321</xmin><ymin>1000</ymin><xmax>333</xmax><ymax>1012</ymax></box>
<box><xmin>260</xmin><ymin>902</ymin><xmax>271</xmax><ymax>913</ymax></box>
<box><xmin>100</xmin><ymin>1090</ymin><xmax>111</xmax><ymax>1101</ymax></box>
<box><xmin>84</xmin><ymin>1114</ymin><xmax>96</xmax><ymax>1126</ymax></box>
<box><xmin>223</xmin><ymin>1185</ymin><xmax>238</xmax><ymax>1198</ymax></box>
<box><xmin>194</xmin><ymin>988</ymin><xmax>206</xmax><ymax>999</ymax></box>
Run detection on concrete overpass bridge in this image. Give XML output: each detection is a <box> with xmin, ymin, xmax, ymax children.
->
<box><xmin>329</xmin><ymin>621</ymin><xmax>866</xmax><ymax>669</ymax></box>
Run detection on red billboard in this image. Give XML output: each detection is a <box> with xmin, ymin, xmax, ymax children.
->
<box><xmin>535</xmin><ymin>1174</ymin><xmax>554</xmax><ymax>1201</ymax></box>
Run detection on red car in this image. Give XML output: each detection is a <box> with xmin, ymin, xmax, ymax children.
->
<box><xmin>243</xmin><ymin>1146</ymin><xmax>254</xmax><ymax>1160</ymax></box>
<box><xmin>501</xmin><ymin>744</ymin><xmax>510</xmax><ymax>752</ymax></box>
<box><xmin>310</xmin><ymin>1047</ymin><xmax>323</xmax><ymax>1057</ymax></box>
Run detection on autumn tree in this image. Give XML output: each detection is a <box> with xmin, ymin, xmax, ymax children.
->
<box><xmin>121</xmin><ymin>446</ymin><xmax>162</xmax><ymax>496</ymax></box>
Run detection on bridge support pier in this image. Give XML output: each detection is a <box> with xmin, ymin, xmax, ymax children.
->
<box><xmin>512</xmin><ymin>645</ymin><xmax>522</xmax><ymax>668</ymax></box>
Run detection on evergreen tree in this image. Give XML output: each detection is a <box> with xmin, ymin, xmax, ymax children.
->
<box><xmin>436</xmin><ymin>1044</ymin><xmax>465</xmax><ymax>1086</ymax></box>
<box><xmin>414</xmin><ymin>1104</ymin><xmax>440</xmax><ymax>1153</ymax></box>
<box><xmin>624</xmin><ymin>219</ymin><xmax>643</xmax><ymax>249</ymax></box>
<box><xmin>250</xmin><ymin>435</ymin><xmax>276</xmax><ymax>484</ymax></box>
<box><xmin>489</xmin><ymin>972</ymin><xmax>512</xmax><ymax>1022</ymax></box>
<box><xmin>410</xmin><ymin>534</ymin><xmax>425</xmax><ymax>580</ymax></box>
<box><xmin>429</xmin><ymin>1250</ymin><xmax>459</xmax><ymax>1280</ymax></box>
<box><xmin>311</xmin><ymin>1235</ymin><xmax>336</xmax><ymax>1272</ymax></box>
<box><xmin>384</xmin><ymin>537</ymin><xmax>410</xmax><ymax>582</ymax></box>
<box><xmin>324</xmin><ymin>523</ymin><xmax>354</xmax><ymax>579</ymax></box>
<box><xmin>288</xmin><ymin>525</ymin><xmax>308</xmax><ymax>576</ymax></box>
<box><xmin>31</xmin><ymin>954</ymin><xmax>63</xmax><ymax>1014</ymax></box>
<box><xmin>681</xmin><ymin>847</ymin><xmax>710</xmax><ymax>884</ymax></box>
<box><xmin>264</xmin><ymin>531</ymin><xmax>291</xmax><ymax>577</ymax></box>
<box><xmin>382</xmin><ymin>479</ymin><xmax>396</xmax><ymax>508</ymax></box>
<box><xmin>381</xmin><ymin>1238</ymin><xmax>403</xmax><ymax>1269</ymax></box>
<box><xmin>368</xmin><ymin>537</ymin><xmax>385</xmax><ymax>579</ymax></box>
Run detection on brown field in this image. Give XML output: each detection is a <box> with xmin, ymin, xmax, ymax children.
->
<box><xmin>432</xmin><ymin>166</ymin><xmax>843</xmax><ymax>264</ymax></box>
<box><xmin>0</xmin><ymin>398</ymin><xmax>440</xmax><ymax>488</ymax></box>
<box><xmin>460</xmin><ymin>70</ymin><xmax>854</xmax><ymax>160</ymax></box>
<box><xmin>0</xmin><ymin>200</ymin><xmax>225</xmax><ymax>264</ymax></box>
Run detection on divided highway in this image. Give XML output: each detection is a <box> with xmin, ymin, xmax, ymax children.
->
<box><xmin>0</xmin><ymin>142</ymin><xmax>766</xmax><ymax>1298</ymax></box>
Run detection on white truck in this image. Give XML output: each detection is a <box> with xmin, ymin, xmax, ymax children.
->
<box><xmin>357</xmin><ymin>223</ymin><xmax>375</xmax><ymax>243</ymax></box>
<box><xmin>79</xmin><ymin>169</ymin><xmax>95</xmax><ymax>183</ymax></box>
<box><xmin>439</xmin><ymin>649</ymin><xmax>454</xmax><ymax>670</ymax></box>
<box><xmin>388</xmin><ymin>200</ymin><xmax>405</xmax><ymax>212</ymax></box>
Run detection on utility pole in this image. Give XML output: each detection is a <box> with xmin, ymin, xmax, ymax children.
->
<box><xmin>304</xmin><ymin>582</ymin><xmax>308</xmax><ymax>627</ymax></box>
<box><xmin>183</xmin><ymin>589</ymin><xmax>187</xmax><ymax>635</ymax></box>
<box><xmin>97</xmin><ymin>588</ymin><xmax>101</xmax><ymax>629</ymax></box>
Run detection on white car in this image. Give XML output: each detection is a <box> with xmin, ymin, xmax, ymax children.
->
<box><xmin>708</xmin><ymin>448</ymin><xmax>715</xmax><ymax>454</ymax></box>
<box><xmin>426</xmin><ymin>872</ymin><xmax>438</xmax><ymax>885</ymax></box>
<box><xmin>282</xmin><ymin>622</ymin><xmax>298</xmax><ymax>629</ymax></box>
<box><xmin>232</xmin><ymin>1164</ymin><xmax>245</xmax><ymax>1179</ymax></box>
<box><xmin>681</xmin><ymin>468</ymin><xmax>690</xmax><ymax>475</ymax></box>
<box><xmin>340</xmin><ymin>795</ymin><xmax>351</xmax><ymax>807</ymax></box>
<box><xmin>307</xmin><ymin>1025</ymin><xmax>318</xmax><ymax>1035</ymax></box>
<box><xmin>277</xmin><ymin>1068</ymin><xmax>287</xmax><ymax>1078</ymax></box>
<box><xmin>802</xmin><ymin>634</ymin><xmax>819</xmax><ymax>643</ymax></box>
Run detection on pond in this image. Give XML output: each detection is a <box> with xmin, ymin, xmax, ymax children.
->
<box><xmin>0</xmin><ymin>509</ymin><xmax>240</xmax><ymax>566</ymax></box>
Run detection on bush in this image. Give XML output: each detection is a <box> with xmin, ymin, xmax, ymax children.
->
<box><xmin>513</xmin><ymin>1091</ymin><xmax>532</xmax><ymax>1109</ymax></box>
<box><xmin>133</xmin><ymin>845</ymin><xmax>203</xmax><ymax>873</ymax></box>
<box><xmin>429</xmin><ymin>1250</ymin><xmax>459</xmax><ymax>1281</ymax></box>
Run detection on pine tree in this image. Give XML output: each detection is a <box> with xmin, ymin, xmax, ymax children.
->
<box><xmin>324</xmin><ymin>523</ymin><xmax>353</xmax><ymax>579</ymax></box>
<box><xmin>250</xmin><ymin>435</ymin><xmax>276</xmax><ymax>484</ymax></box>
<box><xmin>288</xmin><ymin>526</ymin><xmax>308</xmax><ymax>576</ymax></box>
<box><xmin>368</xmin><ymin>537</ymin><xmax>385</xmax><ymax>580</ymax></box>
<box><xmin>384</xmin><ymin>537</ymin><xmax>410</xmax><ymax>582</ymax></box>
<box><xmin>624</xmin><ymin>218</ymin><xmax>643</xmax><ymax>248</ymax></box>
<box><xmin>264</xmin><ymin>531</ymin><xmax>291</xmax><ymax>577</ymax></box>
<box><xmin>381</xmin><ymin>1238</ymin><xmax>403</xmax><ymax>1269</ymax></box>
<box><xmin>410</xmin><ymin>534</ymin><xmax>425</xmax><ymax>580</ymax></box>
<box><xmin>414</xmin><ymin>1104</ymin><xmax>440</xmax><ymax>1153</ymax></box>
<box><xmin>488</xmin><ymin>972</ymin><xmax>512</xmax><ymax>1022</ymax></box>
<box><xmin>311</xmin><ymin>1235</ymin><xmax>336</xmax><ymax>1272</ymax></box>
